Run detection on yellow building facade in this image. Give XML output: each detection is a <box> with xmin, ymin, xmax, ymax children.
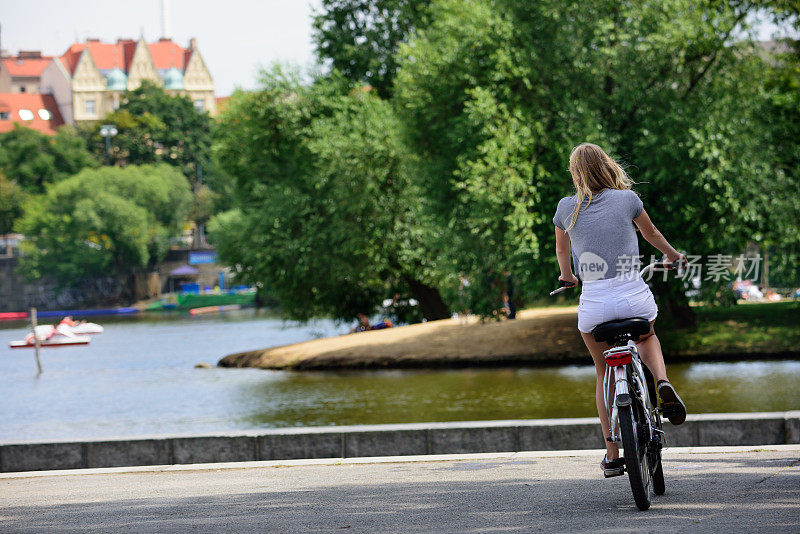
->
<box><xmin>41</xmin><ymin>37</ymin><xmax>215</xmax><ymax>125</ymax></box>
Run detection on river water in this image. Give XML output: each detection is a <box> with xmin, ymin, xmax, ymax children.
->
<box><xmin>2</xmin><ymin>311</ymin><xmax>799</xmax><ymax>442</ymax></box>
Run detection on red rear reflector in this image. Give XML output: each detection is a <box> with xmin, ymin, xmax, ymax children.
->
<box><xmin>605</xmin><ymin>351</ymin><xmax>632</xmax><ymax>366</ymax></box>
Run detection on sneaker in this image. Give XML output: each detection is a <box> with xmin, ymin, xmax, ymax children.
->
<box><xmin>601</xmin><ymin>456</ymin><xmax>625</xmax><ymax>478</ymax></box>
<box><xmin>658</xmin><ymin>380</ymin><xmax>687</xmax><ymax>425</ymax></box>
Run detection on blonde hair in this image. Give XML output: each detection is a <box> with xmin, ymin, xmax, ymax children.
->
<box><xmin>565</xmin><ymin>143</ymin><xmax>634</xmax><ymax>231</ymax></box>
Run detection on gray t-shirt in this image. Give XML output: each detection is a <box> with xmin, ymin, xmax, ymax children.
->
<box><xmin>553</xmin><ymin>188</ymin><xmax>644</xmax><ymax>281</ymax></box>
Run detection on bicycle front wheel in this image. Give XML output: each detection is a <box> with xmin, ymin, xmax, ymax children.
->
<box><xmin>619</xmin><ymin>403</ymin><xmax>652</xmax><ymax>510</ymax></box>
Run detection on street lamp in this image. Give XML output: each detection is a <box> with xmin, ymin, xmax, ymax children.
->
<box><xmin>99</xmin><ymin>124</ymin><xmax>118</xmax><ymax>165</ymax></box>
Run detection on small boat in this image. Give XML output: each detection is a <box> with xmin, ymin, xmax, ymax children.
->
<box><xmin>8</xmin><ymin>323</ymin><xmax>92</xmax><ymax>349</ymax></box>
<box><xmin>189</xmin><ymin>304</ymin><xmax>241</xmax><ymax>316</ymax></box>
<box><xmin>9</xmin><ymin>325</ymin><xmax>91</xmax><ymax>348</ymax></box>
<box><xmin>9</xmin><ymin>335</ymin><xmax>91</xmax><ymax>348</ymax></box>
<box><xmin>57</xmin><ymin>317</ymin><xmax>104</xmax><ymax>335</ymax></box>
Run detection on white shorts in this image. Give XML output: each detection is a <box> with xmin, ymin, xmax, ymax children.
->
<box><xmin>577</xmin><ymin>274</ymin><xmax>658</xmax><ymax>334</ymax></box>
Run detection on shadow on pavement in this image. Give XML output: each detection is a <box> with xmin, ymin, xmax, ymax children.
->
<box><xmin>1</xmin><ymin>460</ymin><xmax>798</xmax><ymax>533</ymax></box>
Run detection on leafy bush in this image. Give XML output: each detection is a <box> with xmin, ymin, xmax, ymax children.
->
<box><xmin>17</xmin><ymin>164</ymin><xmax>191</xmax><ymax>284</ymax></box>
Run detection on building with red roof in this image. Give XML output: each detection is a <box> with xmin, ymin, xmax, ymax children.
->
<box><xmin>41</xmin><ymin>36</ymin><xmax>215</xmax><ymax>124</ymax></box>
<box><xmin>0</xmin><ymin>93</ymin><xmax>64</xmax><ymax>135</ymax></box>
<box><xmin>0</xmin><ymin>51</ymin><xmax>53</xmax><ymax>94</ymax></box>
<box><xmin>215</xmin><ymin>96</ymin><xmax>230</xmax><ymax>113</ymax></box>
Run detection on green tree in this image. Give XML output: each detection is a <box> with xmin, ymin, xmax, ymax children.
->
<box><xmin>312</xmin><ymin>0</ymin><xmax>431</xmax><ymax>97</ymax></box>
<box><xmin>200</xmin><ymin>134</ymin><xmax>237</xmax><ymax>213</ymax></box>
<box><xmin>0</xmin><ymin>125</ymin><xmax>97</xmax><ymax>193</ymax></box>
<box><xmin>17</xmin><ymin>164</ymin><xmax>192</xmax><ymax>286</ymax></box>
<box><xmin>394</xmin><ymin>0</ymin><xmax>595</xmax><ymax>316</ymax></box>
<box><xmin>563</xmin><ymin>0</ymin><xmax>797</xmax><ymax>319</ymax></box>
<box><xmin>0</xmin><ymin>171</ymin><xmax>26</xmax><ymax>237</ymax></box>
<box><xmin>757</xmin><ymin>39</ymin><xmax>800</xmax><ymax>287</ymax></box>
<box><xmin>84</xmin><ymin>81</ymin><xmax>212</xmax><ymax>181</ymax></box>
<box><xmin>393</xmin><ymin>0</ymin><xmax>798</xmax><ymax>322</ymax></box>
<box><xmin>211</xmin><ymin>69</ymin><xmax>449</xmax><ymax>320</ymax></box>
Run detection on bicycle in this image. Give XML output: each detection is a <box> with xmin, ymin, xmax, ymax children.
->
<box><xmin>550</xmin><ymin>259</ymin><xmax>682</xmax><ymax>510</ymax></box>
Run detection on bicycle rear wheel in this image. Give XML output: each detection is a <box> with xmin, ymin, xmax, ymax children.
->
<box><xmin>619</xmin><ymin>402</ymin><xmax>652</xmax><ymax>510</ymax></box>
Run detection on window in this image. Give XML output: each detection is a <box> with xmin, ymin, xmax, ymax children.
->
<box><xmin>18</xmin><ymin>109</ymin><xmax>34</xmax><ymax>121</ymax></box>
<box><xmin>38</xmin><ymin>109</ymin><xmax>51</xmax><ymax>120</ymax></box>
<box><xmin>193</xmin><ymin>99</ymin><xmax>204</xmax><ymax>111</ymax></box>
<box><xmin>0</xmin><ymin>112</ymin><xmax>9</xmax><ymax>120</ymax></box>
<box><xmin>85</xmin><ymin>99</ymin><xmax>96</xmax><ymax>115</ymax></box>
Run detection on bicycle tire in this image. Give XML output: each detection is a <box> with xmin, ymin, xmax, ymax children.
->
<box><xmin>653</xmin><ymin>455</ymin><xmax>665</xmax><ymax>495</ymax></box>
<box><xmin>652</xmin><ymin>412</ymin><xmax>665</xmax><ymax>495</ymax></box>
<box><xmin>619</xmin><ymin>403</ymin><xmax>652</xmax><ymax>510</ymax></box>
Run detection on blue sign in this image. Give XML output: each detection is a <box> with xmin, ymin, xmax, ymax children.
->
<box><xmin>189</xmin><ymin>251</ymin><xmax>218</xmax><ymax>265</ymax></box>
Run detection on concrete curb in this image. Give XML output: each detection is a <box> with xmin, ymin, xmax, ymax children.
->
<box><xmin>4</xmin><ymin>444</ymin><xmax>799</xmax><ymax>479</ymax></box>
<box><xmin>2</xmin><ymin>412</ymin><xmax>798</xmax><ymax>473</ymax></box>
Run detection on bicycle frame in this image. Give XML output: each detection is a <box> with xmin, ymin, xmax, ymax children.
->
<box><xmin>600</xmin><ymin>260</ymin><xmax>677</xmax><ymax>442</ymax></box>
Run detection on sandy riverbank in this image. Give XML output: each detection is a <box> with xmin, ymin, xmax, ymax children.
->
<box><xmin>218</xmin><ymin>301</ymin><xmax>800</xmax><ymax>370</ymax></box>
<box><xmin>218</xmin><ymin>307</ymin><xmax>586</xmax><ymax>370</ymax></box>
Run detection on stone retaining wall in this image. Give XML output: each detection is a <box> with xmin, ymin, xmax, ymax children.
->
<box><xmin>2</xmin><ymin>412</ymin><xmax>798</xmax><ymax>473</ymax></box>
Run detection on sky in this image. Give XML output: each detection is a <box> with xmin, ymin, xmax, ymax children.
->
<box><xmin>0</xmin><ymin>0</ymin><xmax>324</xmax><ymax>96</ymax></box>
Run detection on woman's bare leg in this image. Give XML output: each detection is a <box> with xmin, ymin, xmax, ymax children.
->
<box><xmin>635</xmin><ymin>321</ymin><xmax>667</xmax><ymax>382</ymax></box>
<box><xmin>580</xmin><ymin>332</ymin><xmax>619</xmax><ymax>460</ymax></box>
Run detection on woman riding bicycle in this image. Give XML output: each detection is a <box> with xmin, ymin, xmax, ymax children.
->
<box><xmin>552</xmin><ymin>143</ymin><xmax>687</xmax><ymax>477</ymax></box>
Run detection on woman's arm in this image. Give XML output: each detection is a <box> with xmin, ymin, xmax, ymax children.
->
<box><xmin>555</xmin><ymin>227</ymin><xmax>579</xmax><ymax>284</ymax></box>
<box><xmin>633</xmin><ymin>209</ymin><xmax>683</xmax><ymax>263</ymax></box>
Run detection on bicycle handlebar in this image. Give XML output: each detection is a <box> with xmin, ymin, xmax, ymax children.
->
<box><xmin>638</xmin><ymin>259</ymin><xmax>685</xmax><ymax>277</ymax></box>
<box><xmin>549</xmin><ymin>258</ymin><xmax>686</xmax><ymax>296</ymax></box>
<box><xmin>549</xmin><ymin>280</ymin><xmax>577</xmax><ymax>296</ymax></box>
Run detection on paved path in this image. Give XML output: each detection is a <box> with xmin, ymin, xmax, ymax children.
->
<box><xmin>1</xmin><ymin>447</ymin><xmax>798</xmax><ymax>533</ymax></box>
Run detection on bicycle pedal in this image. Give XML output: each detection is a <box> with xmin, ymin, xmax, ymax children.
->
<box><xmin>603</xmin><ymin>467</ymin><xmax>625</xmax><ymax>478</ymax></box>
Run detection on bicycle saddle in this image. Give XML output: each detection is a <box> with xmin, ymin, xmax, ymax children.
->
<box><xmin>592</xmin><ymin>317</ymin><xmax>651</xmax><ymax>344</ymax></box>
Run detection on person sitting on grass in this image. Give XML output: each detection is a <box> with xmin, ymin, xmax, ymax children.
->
<box><xmin>350</xmin><ymin>313</ymin><xmax>372</xmax><ymax>333</ymax></box>
<box><xmin>350</xmin><ymin>313</ymin><xmax>393</xmax><ymax>333</ymax></box>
